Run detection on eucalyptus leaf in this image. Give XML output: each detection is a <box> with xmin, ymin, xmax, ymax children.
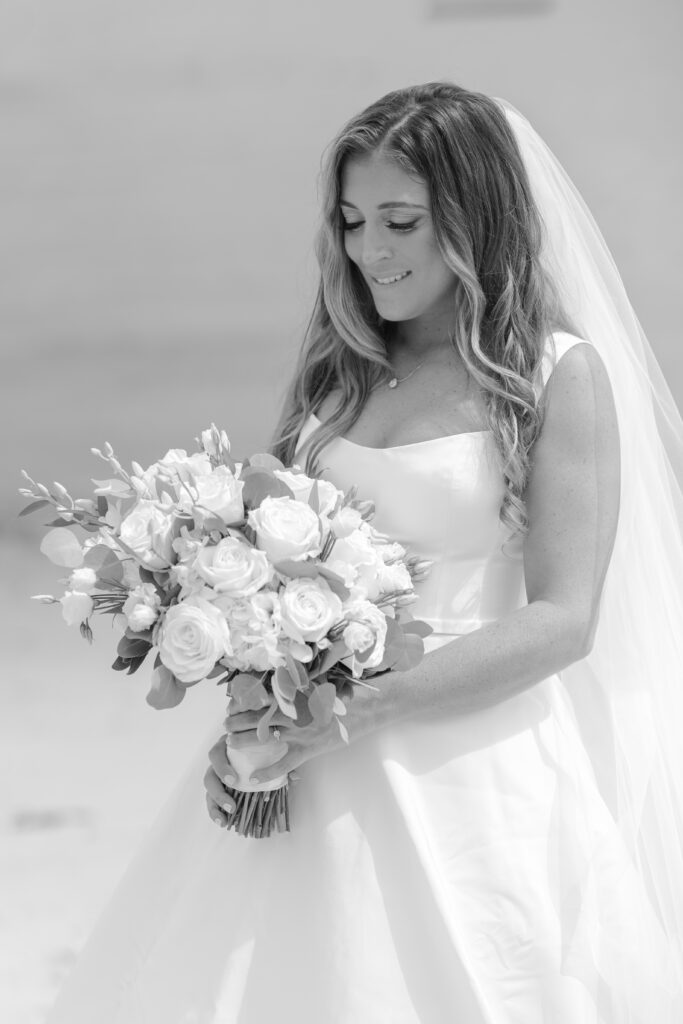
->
<box><xmin>229</xmin><ymin>673</ymin><xmax>270</xmax><ymax>712</ymax></box>
<box><xmin>255</xmin><ymin>699</ymin><xmax>279</xmax><ymax>742</ymax></box>
<box><xmin>284</xmin><ymin>651</ymin><xmax>309</xmax><ymax>691</ymax></box>
<box><xmin>308</xmin><ymin>681</ymin><xmax>337</xmax><ymax>725</ymax></box>
<box><xmin>40</xmin><ymin>528</ymin><xmax>84</xmax><ymax>568</ymax></box>
<box><xmin>18</xmin><ymin>499</ymin><xmax>51</xmax><ymax>517</ymax></box>
<box><xmin>308</xmin><ymin>479</ymin><xmax>320</xmax><ymax>514</ymax></box>
<box><xmin>146</xmin><ymin>666</ymin><xmax>186</xmax><ymax>709</ymax></box>
<box><xmin>273</xmin><ymin>665</ymin><xmax>297</xmax><ymax>702</ymax></box>
<box><xmin>84</xmin><ymin>544</ymin><xmax>118</xmax><ymax>570</ymax></box>
<box><xmin>241</xmin><ymin>470</ymin><xmax>295</xmax><ymax>509</ymax></box>
<box><xmin>117</xmin><ymin>634</ymin><xmax>152</xmax><ymax>660</ymax></box>
<box><xmin>272</xmin><ymin>667</ymin><xmax>298</xmax><ymax>718</ymax></box>
<box><xmin>401</xmin><ymin>620</ymin><xmax>434</xmax><ymax>639</ymax></box>
<box><xmin>390</xmin><ymin>633</ymin><xmax>425</xmax><ymax>672</ymax></box>
<box><xmin>248</xmin><ymin>453</ymin><xmax>285</xmax><ymax>472</ymax></box>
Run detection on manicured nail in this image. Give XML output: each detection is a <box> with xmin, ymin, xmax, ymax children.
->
<box><xmin>222</xmin><ymin>801</ymin><xmax>235</xmax><ymax>814</ymax></box>
<box><xmin>223</xmin><ymin>775</ymin><xmax>236</xmax><ymax>787</ymax></box>
<box><xmin>211</xmin><ymin>815</ymin><xmax>224</xmax><ymax>827</ymax></box>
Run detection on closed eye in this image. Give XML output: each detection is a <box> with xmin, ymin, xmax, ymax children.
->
<box><xmin>342</xmin><ymin>220</ymin><xmax>419</xmax><ymax>233</ymax></box>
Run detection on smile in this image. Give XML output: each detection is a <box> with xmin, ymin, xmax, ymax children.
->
<box><xmin>371</xmin><ymin>271</ymin><xmax>411</xmax><ymax>286</ymax></box>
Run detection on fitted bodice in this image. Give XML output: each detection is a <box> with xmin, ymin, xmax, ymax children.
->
<box><xmin>294</xmin><ymin>333</ymin><xmax>583</xmax><ymax>637</ymax></box>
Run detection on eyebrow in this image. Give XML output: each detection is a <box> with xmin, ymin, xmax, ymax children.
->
<box><xmin>339</xmin><ymin>200</ymin><xmax>428</xmax><ymax>211</ymax></box>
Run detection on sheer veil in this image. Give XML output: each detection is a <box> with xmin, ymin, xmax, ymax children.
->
<box><xmin>499</xmin><ymin>100</ymin><xmax>683</xmax><ymax>993</ymax></box>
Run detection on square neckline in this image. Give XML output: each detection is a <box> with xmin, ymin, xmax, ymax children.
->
<box><xmin>308</xmin><ymin>412</ymin><xmax>491</xmax><ymax>452</ymax></box>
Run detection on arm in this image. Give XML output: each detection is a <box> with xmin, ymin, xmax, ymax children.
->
<box><xmin>207</xmin><ymin>342</ymin><xmax>621</xmax><ymax>802</ymax></box>
<box><xmin>345</xmin><ymin>340</ymin><xmax>622</xmax><ymax>731</ymax></box>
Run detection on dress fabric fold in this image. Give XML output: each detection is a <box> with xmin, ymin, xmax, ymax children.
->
<box><xmin>46</xmin><ymin>332</ymin><xmax>683</xmax><ymax>1024</ymax></box>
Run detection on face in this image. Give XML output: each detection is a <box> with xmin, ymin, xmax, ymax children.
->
<box><xmin>340</xmin><ymin>151</ymin><xmax>457</xmax><ymax>327</ymax></box>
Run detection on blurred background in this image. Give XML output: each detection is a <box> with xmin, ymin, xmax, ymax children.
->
<box><xmin>2</xmin><ymin>0</ymin><xmax>681</xmax><ymax>1019</ymax></box>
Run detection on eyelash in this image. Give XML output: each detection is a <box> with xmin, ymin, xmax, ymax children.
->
<box><xmin>342</xmin><ymin>220</ymin><xmax>418</xmax><ymax>233</ymax></box>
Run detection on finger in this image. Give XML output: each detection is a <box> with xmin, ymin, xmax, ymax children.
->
<box><xmin>224</xmin><ymin>708</ymin><xmax>291</xmax><ymax>733</ymax></box>
<box><xmin>206</xmin><ymin>792</ymin><xmax>228</xmax><ymax>827</ymax></box>
<box><xmin>208</xmin><ymin>735</ymin><xmax>238</xmax><ymax>786</ymax></box>
<box><xmin>224</xmin><ymin>711</ymin><xmax>261</xmax><ymax>734</ymax></box>
<box><xmin>249</xmin><ymin>754</ymin><xmax>292</xmax><ymax>786</ymax></box>
<box><xmin>203</xmin><ymin>766</ymin><xmax>236</xmax><ymax>814</ymax></box>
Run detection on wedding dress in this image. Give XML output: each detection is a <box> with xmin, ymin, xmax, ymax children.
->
<box><xmin>45</xmin><ymin>330</ymin><xmax>682</xmax><ymax>1024</ymax></box>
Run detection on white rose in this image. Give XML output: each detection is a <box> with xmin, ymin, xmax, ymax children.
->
<box><xmin>273</xmin><ymin>470</ymin><xmax>341</xmax><ymax>517</ymax></box>
<box><xmin>60</xmin><ymin>590</ymin><xmax>94</xmax><ymax>626</ymax></box>
<box><xmin>68</xmin><ymin>566</ymin><xmax>97</xmax><ymax>593</ymax></box>
<box><xmin>157</xmin><ymin>597</ymin><xmax>232</xmax><ymax>684</ymax></box>
<box><xmin>123</xmin><ymin>582</ymin><xmax>161</xmax><ymax>632</ymax></box>
<box><xmin>280</xmin><ymin>576</ymin><xmax>343</xmax><ymax>644</ymax></box>
<box><xmin>194</xmin><ymin>537</ymin><xmax>272</xmax><ymax>595</ymax></box>
<box><xmin>183</xmin><ymin>466</ymin><xmax>244</xmax><ymax>526</ymax></box>
<box><xmin>329</xmin><ymin>528</ymin><xmax>384</xmax><ymax>601</ymax></box>
<box><xmin>248</xmin><ymin>496</ymin><xmax>322</xmax><ymax>563</ymax></box>
<box><xmin>342</xmin><ymin>598</ymin><xmax>388</xmax><ymax>677</ymax></box>
<box><xmin>376</xmin><ymin>540</ymin><xmax>408</xmax><ymax>564</ymax></box>
<box><xmin>342</xmin><ymin>620</ymin><xmax>376</xmax><ymax>654</ymax></box>
<box><xmin>134</xmin><ymin>449</ymin><xmax>212</xmax><ymax>499</ymax></box>
<box><xmin>378</xmin><ymin>562</ymin><xmax>413</xmax><ymax>594</ymax></box>
<box><xmin>330</xmin><ymin>506</ymin><xmax>363</xmax><ymax>539</ymax></box>
<box><xmin>119</xmin><ymin>501</ymin><xmax>175</xmax><ymax>569</ymax></box>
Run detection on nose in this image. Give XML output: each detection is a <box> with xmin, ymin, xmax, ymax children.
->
<box><xmin>360</xmin><ymin>226</ymin><xmax>393</xmax><ymax>269</ymax></box>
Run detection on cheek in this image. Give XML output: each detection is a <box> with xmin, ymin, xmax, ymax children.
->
<box><xmin>343</xmin><ymin>233</ymin><xmax>360</xmax><ymax>264</ymax></box>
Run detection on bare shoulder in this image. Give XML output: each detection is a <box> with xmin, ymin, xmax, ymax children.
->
<box><xmin>538</xmin><ymin>340</ymin><xmax>619</xmax><ymax>450</ymax></box>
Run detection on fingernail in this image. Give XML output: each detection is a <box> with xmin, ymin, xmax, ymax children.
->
<box><xmin>222</xmin><ymin>801</ymin><xmax>235</xmax><ymax>814</ymax></box>
<box><xmin>211</xmin><ymin>815</ymin><xmax>224</xmax><ymax>827</ymax></box>
<box><xmin>223</xmin><ymin>775</ymin><xmax>236</xmax><ymax>787</ymax></box>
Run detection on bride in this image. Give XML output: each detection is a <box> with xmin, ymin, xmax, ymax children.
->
<box><xmin>47</xmin><ymin>83</ymin><xmax>683</xmax><ymax>1023</ymax></box>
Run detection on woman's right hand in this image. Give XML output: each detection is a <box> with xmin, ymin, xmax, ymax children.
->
<box><xmin>203</xmin><ymin>732</ymin><xmax>238</xmax><ymax>827</ymax></box>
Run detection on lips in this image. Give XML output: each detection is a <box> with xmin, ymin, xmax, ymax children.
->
<box><xmin>370</xmin><ymin>270</ymin><xmax>412</xmax><ymax>286</ymax></box>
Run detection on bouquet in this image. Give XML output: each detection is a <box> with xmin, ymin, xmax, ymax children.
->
<box><xmin>20</xmin><ymin>424</ymin><xmax>432</xmax><ymax>837</ymax></box>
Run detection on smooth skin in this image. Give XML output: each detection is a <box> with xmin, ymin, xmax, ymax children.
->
<box><xmin>205</xmin><ymin>154</ymin><xmax>621</xmax><ymax>825</ymax></box>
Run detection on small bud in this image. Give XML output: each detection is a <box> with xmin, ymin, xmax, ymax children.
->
<box><xmin>53</xmin><ymin>482</ymin><xmax>70</xmax><ymax>501</ymax></box>
<box><xmin>90</xmin><ymin>447</ymin><xmax>103</xmax><ymax>458</ymax></box>
<box><xmin>131</xmin><ymin>461</ymin><xmax>144</xmax><ymax>477</ymax></box>
<box><xmin>36</xmin><ymin>483</ymin><xmax>51</xmax><ymax>498</ymax></box>
<box><xmin>103</xmin><ymin>442</ymin><xmax>114</xmax><ymax>457</ymax></box>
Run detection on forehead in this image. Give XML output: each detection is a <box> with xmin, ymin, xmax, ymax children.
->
<box><xmin>340</xmin><ymin>151</ymin><xmax>429</xmax><ymax>208</ymax></box>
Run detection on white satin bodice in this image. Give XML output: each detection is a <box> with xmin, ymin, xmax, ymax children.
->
<box><xmin>295</xmin><ymin>332</ymin><xmax>579</xmax><ymax>636</ymax></box>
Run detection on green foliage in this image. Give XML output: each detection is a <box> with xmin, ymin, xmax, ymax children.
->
<box><xmin>241</xmin><ymin>468</ymin><xmax>295</xmax><ymax>509</ymax></box>
<box><xmin>146</xmin><ymin>666</ymin><xmax>186</xmax><ymax>710</ymax></box>
<box><xmin>230</xmin><ymin>673</ymin><xmax>270</xmax><ymax>712</ymax></box>
<box><xmin>308</xmin><ymin>681</ymin><xmax>337</xmax><ymax>726</ymax></box>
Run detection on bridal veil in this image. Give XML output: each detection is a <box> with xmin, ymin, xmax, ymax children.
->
<box><xmin>500</xmin><ymin>100</ymin><xmax>683</xmax><ymax>1007</ymax></box>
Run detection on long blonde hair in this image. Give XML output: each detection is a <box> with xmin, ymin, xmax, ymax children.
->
<box><xmin>270</xmin><ymin>81</ymin><xmax>575</xmax><ymax>537</ymax></box>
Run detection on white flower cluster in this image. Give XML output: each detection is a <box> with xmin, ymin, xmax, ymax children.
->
<box><xmin>27</xmin><ymin>427</ymin><xmax>429</xmax><ymax>713</ymax></box>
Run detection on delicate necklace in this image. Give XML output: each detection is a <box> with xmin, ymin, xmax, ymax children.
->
<box><xmin>387</xmin><ymin>359</ymin><xmax>426</xmax><ymax>389</ymax></box>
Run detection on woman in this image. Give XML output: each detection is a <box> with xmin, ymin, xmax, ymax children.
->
<box><xmin>48</xmin><ymin>83</ymin><xmax>683</xmax><ymax>1023</ymax></box>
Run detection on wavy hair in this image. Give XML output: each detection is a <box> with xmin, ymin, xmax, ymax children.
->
<box><xmin>270</xmin><ymin>81</ymin><xmax>575</xmax><ymax>537</ymax></box>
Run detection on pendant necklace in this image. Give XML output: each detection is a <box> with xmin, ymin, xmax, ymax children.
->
<box><xmin>387</xmin><ymin>360</ymin><xmax>426</xmax><ymax>389</ymax></box>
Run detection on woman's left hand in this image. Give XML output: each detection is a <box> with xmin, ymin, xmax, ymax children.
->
<box><xmin>224</xmin><ymin>704</ymin><xmax>348</xmax><ymax>786</ymax></box>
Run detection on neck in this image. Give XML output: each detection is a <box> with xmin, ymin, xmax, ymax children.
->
<box><xmin>386</xmin><ymin>322</ymin><xmax>455</xmax><ymax>362</ymax></box>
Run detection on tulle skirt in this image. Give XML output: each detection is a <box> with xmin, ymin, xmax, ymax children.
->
<box><xmin>45</xmin><ymin>635</ymin><xmax>682</xmax><ymax>1024</ymax></box>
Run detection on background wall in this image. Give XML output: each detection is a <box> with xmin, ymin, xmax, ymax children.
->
<box><xmin>2</xmin><ymin>1</ymin><xmax>681</xmax><ymax>1020</ymax></box>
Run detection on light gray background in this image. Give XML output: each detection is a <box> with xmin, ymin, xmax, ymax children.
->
<box><xmin>2</xmin><ymin>1</ymin><xmax>681</xmax><ymax>1020</ymax></box>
